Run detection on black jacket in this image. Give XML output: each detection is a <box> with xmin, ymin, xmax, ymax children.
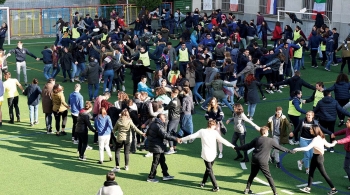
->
<box><xmin>82</xmin><ymin>62</ymin><xmax>102</xmax><ymax>84</ymax></box>
<box><xmin>23</xmin><ymin>84</ymin><xmax>42</xmax><ymax>106</ymax></box>
<box><xmin>60</xmin><ymin>52</ymin><xmax>74</xmax><ymax>70</ymax></box>
<box><xmin>325</xmin><ymin>81</ymin><xmax>350</xmax><ymax>100</ymax></box>
<box><xmin>75</xmin><ymin>111</ymin><xmax>95</xmax><ymax>134</ymax></box>
<box><xmin>146</xmin><ymin>118</ymin><xmax>177</xmax><ymax>153</ymax></box>
<box><xmin>275</xmin><ymin>76</ymin><xmax>315</xmax><ymax>97</ymax></box>
<box><xmin>9</xmin><ymin>47</ymin><xmax>37</xmax><ymax>62</ymax></box>
<box><xmin>164</xmin><ymin>97</ymin><xmax>181</xmax><ymax>120</ymax></box>
<box><xmin>41</xmin><ymin>49</ymin><xmax>53</xmax><ymax>64</ymax></box>
<box><xmin>125</xmin><ymin>64</ymin><xmax>154</xmax><ymax>81</ymax></box>
<box><xmin>314</xmin><ymin>96</ymin><xmax>350</xmax><ymax>122</ymax></box>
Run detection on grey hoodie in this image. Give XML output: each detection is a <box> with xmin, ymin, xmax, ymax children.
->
<box><xmin>204</xmin><ymin>67</ymin><xmax>219</xmax><ymax>83</ymax></box>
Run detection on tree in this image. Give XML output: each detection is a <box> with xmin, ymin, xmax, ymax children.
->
<box><xmin>100</xmin><ymin>0</ymin><xmax>114</xmax><ymax>4</ymax></box>
<box><xmin>0</xmin><ymin>0</ymin><xmax>6</xmax><ymax>4</ymax></box>
<box><xmin>135</xmin><ymin>0</ymin><xmax>162</xmax><ymax>12</ymax></box>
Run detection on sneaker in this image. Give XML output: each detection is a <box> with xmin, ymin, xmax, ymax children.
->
<box><xmin>24</xmin><ymin>83</ymin><xmax>28</xmax><ymax>87</ymax></box>
<box><xmin>162</xmin><ymin>175</ymin><xmax>174</xmax><ymax>181</ymax></box>
<box><xmin>262</xmin><ymin>96</ymin><xmax>267</xmax><ymax>100</ymax></box>
<box><xmin>122</xmin><ymin>85</ymin><xmax>125</xmax><ymax>92</ymax></box>
<box><xmin>72</xmin><ymin>137</ymin><xmax>75</xmax><ymax>141</ymax></box>
<box><xmin>311</xmin><ymin>65</ymin><xmax>315</xmax><ymax>68</ymax></box>
<box><xmin>86</xmin><ymin>146</ymin><xmax>93</xmax><ymax>150</ymax></box>
<box><xmin>279</xmin><ymin>85</ymin><xmax>284</xmax><ymax>89</ymax></box>
<box><xmin>125</xmin><ymin>166</ymin><xmax>129</xmax><ymax>171</ymax></box>
<box><xmin>325</xmin><ymin>68</ymin><xmax>331</xmax><ymax>71</ymax></box>
<box><xmin>111</xmin><ymin>167</ymin><xmax>120</xmax><ymax>172</ymax></box>
<box><xmin>112</xmin><ymin>87</ymin><xmax>116</xmax><ymax>92</ymax></box>
<box><xmin>30</xmin><ymin>123</ymin><xmax>34</xmax><ymax>127</ymax></box>
<box><xmin>189</xmin><ymin>139</ymin><xmax>194</xmax><ymax>144</ymax></box>
<box><xmin>327</xmin><ymin>189</ymin><xmax>338</xmax><ymax>195</ymax></box>
<box><xmin>270</xmin><ymin>156</ymin><xmax>275</xmax><ymax>163</ymax></box>
<box><xmin>338</xmin><ymin>120</ymin><xmax>345</xmax><ymax>127</ymax></box>
<box><xmin>183</xmin><ymin>140</ymin><xmax>187</xmax><ymax>144</ymax></box>
<box><xmin>212</xmin><ymin>187</ymin><xmax>220</xmax><ymax>192</ymax></box>
<box><xmin>17</xmin><ymin>118</ymin><xmax>21</xmax><ymax>122</ymax></box>
<box><xmin>34</xmin><ymin>121</ymin><xmax>39</xmax><ymax>125</ymax></box>
<box><xmin>294</xmin><ymin>141</ymin><xmax>299</xmax><ymax>145</ymax></box>
<box><xmin>200</xmin><ymin>106</ymin><xmax>207</xmax><ymax>111</ymax></box>
<box><xmin>265</xmin><ymin>89</ymin><xmax>272</xmax><ymax>94</ymax></box>
<box><xmin>297</xmin><ymin>160</ymin><xmax>303</xmax><ymax>170</ymax></box>
<box><xmin>47</xmin><ymin>131</ymin><xmax>53</xmax><ymax>134</ymax></box>
<box><xmin>306</xmin><ymin>169</ymin><xmax>309</xmax><ymax>174</ymax></box>
<box><xmin>78</xmin><ymin>157</ymin><xmax>86</xmax><ymax>161</ymax></box>
<box><xmin>276</xmin><ymin>162</ymin><xmax>281</xmax><ymax>168</ymax></box>
<box><xmin>145</xmin><ymin>152</ymin><xmax>153</xmax><ymax>157</ymax></box>
<box><xmin>73</xmin><ymin>140</ymin><xmax>79</xmax><ymax>144</ymax></box>
<box><xmin>276</xmin><ymin>89</ymin><xmax>282</xmax><ymax>93</ymax></box>
<box><xmin>74</xmin><ymin>77</ymin><xmax>79</xmax><ymax>81</ymax></box>
<box><xmin>147</xmin><ymin>178</ymin><xmax>159</xmax><ymax>183</ymax></box>
<box><xmin>220</xmin><ymin>103</ymin><xmax>227</xmax><ymax>107</ymax></box>
<box><xmin>200</xmin><ymin>99</ymin><xmax>205</xmax><ymax>104</ymax></box>
<box><xmin>70</xmin><ymin>79</ymin><xmax>74</xmax><ymax>83</ymax></box>
<box><xmin>244</xmin><ymin>189</ymin><xmax>254</xmax><ymax>194</ymax></box>
<box><xmin>332</xmin><ymin>63</ymin><xmax>339</xmax><ymax>66</ymax></box>
<box><xmin>218</xmin><ymin>153</ymin><xmax>223</xmax><ymax>159</ymax></box>
<box><xmin>299</xmin><ymin>187</ymin><xmax>311</xmax><ymax>194</ymax></box>
<box><xmin>165</xmin><ymin>150</ymin><xmax>176</xmax><ymax>155</ymax></box>
<box><xmin>97</xmin><ymin>160</ymin><xmax>103</xmax><ymax>164</ymax></box>
<box><xmin>200</xmin><ymin>183</ymin><xmax>205</xmax><ymax>188</ymax></box>
<box><xmin>314</xmin><ymin>66</ymin><xmax>318</xmax><ymax>68</ymax></box>
<box><xmin>8</xmin><ymin>120</ymin><xmax>14</xmax><ymax>124</ymax></box>
<box><xmin>289</xmin><ymin>139</ymin><xmax>295</xmax><ymax>145</ymax></box>
<box><xmin>237</xmin><ymin>96</ymin><xmax>243</xmax><ymax>102</ymax></box>
<box><xmin>330</xmin><ymin>148</ymin><xmax>334</xmax><ymax>153</ymax></box>
<box><xmin>61</xmin><ymin>131</ymin><xmax>67</xmax><ymax>136</ymax></box>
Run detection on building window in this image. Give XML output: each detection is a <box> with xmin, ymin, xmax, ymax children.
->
<box><xmin>222</xmin><ymin>0</ymin><xmax>244</xmax><ymax>12</ymax></box>
<box><xmin>201</xmin><ymin>0</ymin><xmax>215</xmax><ymax>11</ymax></box>
<box><xmin>259</xmin><ymin>0</ymin><xmax>285</xmax><ymax>16</ymax></box>
<box><xmin>302</xmin><ymin>0</ymin><xmax>332</xmax><ymax>20</ymax></box>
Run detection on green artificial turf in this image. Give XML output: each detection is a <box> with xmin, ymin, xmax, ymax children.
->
<box><xmin>0</xmin><ymin>38</ymin><xmax>350</xmax><ymax>195</ymax></box>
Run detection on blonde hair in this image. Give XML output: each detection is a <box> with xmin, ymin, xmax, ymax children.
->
<box><xmin>207</xmin><ymin>119</ymin><xmax>217</xmax><ymax>128</ymax></box>
<box><xmin>208</xmin><ymin>97</ymin><xmax>218</xmax><ymax>112</ymax></box>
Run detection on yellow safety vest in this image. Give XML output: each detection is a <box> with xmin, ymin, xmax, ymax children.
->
<box><xmin>293</xmin><ymin>30</ymin><xmax>301</xmax><ymax>41</ymax></box>
<box><xmin>313</xmin><ymin>90</ymin><xmax>324</xmax><ymax>107</ymax></box>
<box><xmin>72</xmin><ymin>28</ymin><xmax>80</xmax><ymax>39</ymax></box>
<box><xmin>139</xmin><ymin>51</ymin><xmax>150</xmax><ymax>66</ymax></box>
<box><xmin>288</xmin><ymin>99</ymin><xmax>302</xmax><ymax>116</ymax></box>
<box><xmin>179</xmin><ymin>48</ymin><xmax>189</xmax><ymax>62</ymax></box>
<box><xmin>294</xmin><ymin>43</ymin><xmax>302</xmax><ymax>59</ymax></box>
<box><xmin>321</xmin><ymin>42</ymin><xmax>326</xmax><ymax>51</ymax></box>
<box><xmin>102</xmin><ymin>33</ymin><xmax>108</xmax><ymax>41</ymax></box>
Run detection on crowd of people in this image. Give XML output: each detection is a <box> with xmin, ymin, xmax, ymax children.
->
<box><xmin>2</xmin><ymin>7</ymin><xmax>350</xmax><ymax>195</ymax></box>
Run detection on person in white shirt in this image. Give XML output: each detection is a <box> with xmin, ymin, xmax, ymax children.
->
<box><xmin>293</xmin><ymin>125</ymin><xmax>338</xmax><ymax>195</ymax></box>
<box><xmin>181</xmin><ymin>119</ymin><xmax>235</xmax><ymax>192</ymax></box>
<box><xmin>3</xmin><ymin>71</ymin><xmax>24</xmax><ymax>123</ymax></box>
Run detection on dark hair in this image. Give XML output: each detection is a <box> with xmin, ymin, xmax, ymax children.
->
<box><xmin>252</xmin><ymin>58</ymin><xmax>259</xmax><ymax>64</ymax></box>
<box><xmin>32</xmin><ymin>78</ymin><xmax>38</xmax><ymax>84</ymax></box>
<box><xmin>141</xmin><ymin>75</ymin><xmax>147</xmax><ymax>80</ymax></box>
<box><xmin>336</xmin><ymin>73</ymin><xmax>349</xmax><ymax>83</ymax></box>
<box><xmin>293</xmin><ymin>90</ymin><xmax>302</xmax><ymax>96</ymax></box>
<box><xmin>316</xmin><ymin>81</ymin><xmax>324</xmax><ymax>88</ymax></box>
<box><xmin>323</xmin><ymin>90</ymin><xmax>331</xmax><ymax>96</ymax></box>
<box><xmin>106</xmin><ymin>171</ymin><xmax>115</xmax><ymax>181</ymax></box>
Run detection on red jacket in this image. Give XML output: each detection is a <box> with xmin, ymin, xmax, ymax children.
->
<box><xmin>335</xmin><ymin>128</ymin><xmax>350</xmax><ymax>152</ymax></box>
<box><xmin>272</xmin><ymin>26</ymin><xmax>282</xmax><ymax>40</ymax></box>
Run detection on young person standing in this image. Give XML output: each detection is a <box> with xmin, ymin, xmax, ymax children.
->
<box><xmin>68</xmin><ymin>84</ymin><xmax>84</xmax><ymax>144</ymax></box>
<box><xmin>41</xmin><ymin>78</ymin><xmax>55</xmax><ymax>133</ymax></box>
<box><xmin>23</xmin><ymin>78</ymin><xmax>42</xmax><ymax>126</ymax></box>
<box><xmin>3</xmin><ymin>71</ymin><xmax>24</xmax><ymax>124</ymax></box>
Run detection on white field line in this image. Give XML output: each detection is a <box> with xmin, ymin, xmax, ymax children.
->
<box><xmin>281</xmin><ymin>189</ymin><xmax>294</xmax><ymax>194</ymax></box>
<box><xmin>296</xmin><ymin>181</ymin><xmax>322</xmax><ymax>187</ymax></box>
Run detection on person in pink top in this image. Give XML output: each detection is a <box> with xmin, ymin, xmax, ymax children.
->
<box><xmin>334</xmin><ymin>118</ymin><xmax>350</xmax><ymax>190</ymax></box>
<box><xmin>92</xmin><ymin>92</ymin><xmax>111</xmax><ymax>144</ymax></box>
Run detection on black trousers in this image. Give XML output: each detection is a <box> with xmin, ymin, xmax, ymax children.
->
<box><xmin>77</xmin><ymin>132</ymin><xmax>88</xmax><ymax>158</ymax></box>
<box><xmin>311</xmin><ymin>50</ymin><xmax>318</xmax><ymax>67</ymax></box>
<box><xmin>202</xmin><ymin>160</ymin><xmax>218</xmax><ymax>188</ymax></box>
<box><xmin>45</xmin><ymin>113</ymin><xmax>52</xmax><ymax>132</ymax></box>
<box><xmin>53</xmin><ymin>110</ymin><xmax>68</xmax><ymax>132</ymax></box>
<box><xmin>341</xmin><ymin>57</ymin><xmax>350</xmax><ymax>73</ymax></box>
<box><xmin>232</xmin><ymin>132</ymin><xmax>248</xmax><ymax>160</ymax></box>
<box><xmin>0</xmin><ymin>37</ymin><xmax>5</xmax><ymax>50</ymax></box>
<box><xmin>148</xmin><ymin>153</ymin><xmax>169</xmax><ymax>179</ymax></box>
<box><xmin>319</xmin><ymin>120</ymin><xmax>336</xmax><ymax>143</ymax></box>
<box><xmin>167</xmin><ymin>118</ymin><xmax>180</xmax><ymax>147</ymax></box>
<box><xmin>115</xmin><ymin>140</ymin><xmax>131</xmax><ymax>167</ymax></box>
<box><xmin>130</xmin><ymin>130</ymin><xmax>137</xmax><ymax>152</ymax></box>
<box><xmin>337</xmin><ymin>99</ymin><xmax>349</xmax><ymax>121</ymax></box>
<box><xmin>308</xmin><ymin>154</ymin><xmax>334</xmax><ymax>188</ymax></box>
<box><xmin>246</xmin><ymin>163</ymin><xmax>276</xmax><ymax>194</ymax></box>
<box><xmin>8</xmin><ymin>96</ymin><xmax>20</xmax><ymax>122</ymax></box>
<box><xmin>288</xmin><ymin>114</ymin><xmax>300</xmax><ymax>141</ymax></box>
<box><xmin>71</xmin><ymin>115</ymin><xmax>78</xmax><ymax>140</ymax></box>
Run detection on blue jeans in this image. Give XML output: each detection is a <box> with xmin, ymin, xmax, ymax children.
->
<box><xmin>134</xmin><ymin>30</ymin><xmax>140</xmax><ymax>37</ymax></box>
<box><xmin>103</xmin><ymin>69</ymin><xmax>114</xmax><ymax>92</ymax></box>
<box><xmin>326</xmin><ymin>52</ymin><xmax>334</xmax><ymax>70</ymax></box>
<box><xmin>300</xmin><ymin>137</ymin><xmax>313</xmax><ymax>169</ymax></box>
<box><xmin>29</xmin><ymin>105</ymin><xmax>39</xmax><ymax>124</ymax></box>
<box><xmin>221</xmin><ymin>98</ymin><xmax>233</xmax><ymax>112</ymax></box>
<box><xmin>293</xmin><ymin>58</ymin><xmax>302</xmax><ymax>72</ymax></box>
<box><xmin>257</xmin><ymin>25</ymin><xmax>262</xmax><ymax>39</ymax></box>
<box><xmin>247</xmin><ymin>102</ymin><xmax>257</xmax><ymax>117</ymax></box>
<box><xmin>202</xmin><ymin>88</ymin><xmax>213</xmax><ymax>107</ymax></box>
<box><xmin>43</xmin><ymin>64</ymin><xmax>52</xmax><ymax>80</ymax></box>
<box><xmin>193</xmin><ymin>82</ymin><xmax>204</xmax><ymax>102</ymax></box>
<box><xmin>178</xmin><ymin>114</ymin><xmax>193</xmax><ymax>137</ymax></box>
<box><xmin>179</xmin><ymin>62</ymin><xmax>187</xmax><ymax>74</ymax></box>
<box><xmin>76</xmin><ymin>62</ymin><xmax>86</xmax><ymax>81</ymax></box>
<box><xmin>71</xmin><ymin>63</ymin><xmax>77</xmax><ymax>79</ymax></box>
<box><xmin>88</xmin><ymin>83</ymin><xmax>99</xmax><ymax>100</ymax></box>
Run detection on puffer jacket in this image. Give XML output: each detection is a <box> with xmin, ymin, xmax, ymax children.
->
<box><xmin>75</xmin><ymin>110</ymin><xmax>95</xmax><ymax>133</ymax></box>
<box><xmin>314</xmin><ymin>96</ymin><xmax>350</xmax><ymax>122</ymax></box>
<box><xmin>113</xmin><ymin>118</ymin><xmax>143</xmax><ymax>144</ymax></box>
<box><xmin>206</xmin><ymin>79</ymin><xmax>234</xmax><ymax>100</ymax></box>
<box><xmin>326</xmin><ymin>82</ymin><xmax>350</xmax><ymax>100</ymax></box>
<box><xmin>146</xmin><ymin>118</ymin><xmax>177</xmax><ymax>153</ymax></box>
<box><xmin>82</xmin><ymin>62</ymin><xmax>102</xmax><ymax>84</ymax></box>
<box><xmin>164</xmin><ymin>97</ymin><xmax>181</xmax><ymax>120</ymax></box>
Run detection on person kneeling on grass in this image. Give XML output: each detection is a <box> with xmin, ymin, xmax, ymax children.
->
<box><xmin>180</xmin><ymin>119</ymin><xmax>235</xmax><ymax>192</ymax></box>
<box><xmin>96</xmin><ymin>171</ymin><xmax>123</xmax><ymax>195</ymax></box>
<box><xmin>234</xmin><ymin>126</ymin><xmax>293</xmax><ymax>195</ymax></box>
<box><xmin>293</xmin><ymin>125</ymin><xmax>338</xmax><ymax>195</ymax></box>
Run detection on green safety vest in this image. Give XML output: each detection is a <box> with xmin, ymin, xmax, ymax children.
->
<box><xmin>294</xmin><ymin>43</ymin><xmax>302</xmax><ymax>58</ymax></box>
<box><xmin>288</xmin><ymin>99</ymin><xmax>302</xmax><ymax>116</ymax></box>
<box><xmin>313</xmin><ymin>90</ymin><xmax>324</xmax><ymax>107</ymax></box>
<box><xmin>293</xmin><ymin>30</ymin><xmax>301</xmax><ymax>41</ymax></box>
<box><xmin>101</xmin><ymin>33</ymin><xmax>108</xmax><ymax>41</ymax></box>
<box><xmin>321</xmin><ymin>42</ymin><xmax>326</xmax><ymax>51</ymax></box>
<box><xmin>179</xmin><ymin>48</ymin><xmax>189</xmax><ymax>62</ymax></box>
<box><xmin>139</xmin><ymin>51</ymin><xmax>150</xmax><ymax>66</ymax></box>
<box><xmin>72</xmin><ymin>28</ymin><xmax>79</xmax><ymax>39</ymax></box>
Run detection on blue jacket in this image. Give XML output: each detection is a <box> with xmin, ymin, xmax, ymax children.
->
<box><xmin>68</xmin><ymin>91</ymin><xmax>84</xmax><ymax>115</ymax></box>
<box><xmin>41</xmin><ymin>49</ymin><xmax>53</xmax><ymax>64</ymax></box>
<box><xmin>23</xmin><ymin>84</ymin><xmax>42</xmax><ymax>106</ymax></box>
<box><xmin>200</xmin><ymin>38</ymin><xmax>216</xmax><ymax>51</ymax></box>
<box><xmin>314</xmin><ymin>96</ymin><xmax>350</xmax><ymax>122</ymax></box>
<box><xmin>326</xmin><ymin>82</ymin><xmax>350</xmax><ymax>100</ymax></box>
<box><xmin>247</xmin><ymin>26</ymin><xmax>256</xmax><ymax>37</ymax></box>
<box><xmin>75</xmin><ymin>33</ymin><xmax>92</xmax><ymax>43</ymax></box>
<box><xmin>0</xmin><ymin>28</ymin><xmax>7</xmax><ymax>38</ymax></box>
<box><xmin>308</xmin><ymin>31</ymin><xmax>324</xmax><ymax>50</ymax></box>
<box><xmin>94</xmin><ymin>115</ymin><xmax>113</xmax><ymax>136</ymax></box>
<box><xmin>60</xmin><ymin>38</ymin><xmax>74</xmax><ymax>48</ymax></box>
<box><xmin>137</xmin><ymin>82</ymin><xmax>154</xmax><ymax>98</ymax></box>
<box><xmin>326</xmin><ymin>37</ymin><xmax>334</xmax><ymax>52</ymax></box>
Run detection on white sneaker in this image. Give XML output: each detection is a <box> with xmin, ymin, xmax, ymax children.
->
<box><xmin>294</xmin><ymin>141</ymin><xmax>300</xmax><ymax>145</ymax></box>
<box><xmin>306</xmin><ymin>169</ymin><xmax>309</xmax><ymax>174</ymax></box>
<box><xmin>86</xmin><ymin>146</ymin><xmax>93</xmax><ymax>150</ymax></box>
<box><xmin>276</xmin><ymin>89</ymin><xmax>282</xmax><ymax>93</ymax></box>
<box><xmin>163</xmin><ymin>175</ymin><xmax>174</xmax><ymax>181</ymax></box>
<box><xmin>289</xmin><ymin>139</ymin><xmax>295</xmax><ymax>145</ymax></box>
<box><xmin>189</xmin><ymin>139</ymin><xmax>194</xmax><ymax>143</ymax></box>
<box><xmin>297</xmin><ymin>160</ymin><xmax>303</xmax><ymax>171</ymax></box>
<box><xmin>122</xmin><ymin>85</ymin><xmax>125</xmax><ymax>92</ymax></box>
<box><xmin>78</xmin><ymin>157</ymin><xmax>86</xmax><ymax>161</ymax></box>
<box><xmin>125</xmin><ymin>166</ymin><xmax>129</xmax><ymax>171</ymax></box>
<box><xmin>279</xmin><ymin>86</ymin><xmax>284</xmax><ymax>89</ymax></box>
<box><xmin>72</xmin><ymin>137</ymin><xmax>74</xmax><ymax>141</ymax></box>
<box><xmin>183</xmin><ymin>140</ymin><xmax>188</xmax><ymax>144</ymax></box>
<box><xmin>111</xmin><ymin>167</ymin><xmax>120</xmax><ymax>172</ymax></box>
<box><xmin>218</xmin><ymin>153</ymin><xmax>223</xmax><ymax>159</ymax></box>
<box><xmin>165</xmin><ymin>150</ymin><xmax>176</xmax><ymax>155</ymax></box>
<box><xmin>112</xmin><ymin>87</ymin><xmax>116</xmax><ymax>92</ymax></box>
<box><xmin>73</xmin><ymin>140</ymin><xmax>79</xmax><ymax>144</ymax></box>
<box><xmin>144</xmin><ymin>152</ymin><xmax>153</xmax><ymax>157</ymax></box>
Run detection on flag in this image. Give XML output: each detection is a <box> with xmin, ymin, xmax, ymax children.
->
<box><xmin>266</xmin><ymin>0</ymin><xmax>277</xmax><ymax>15</ymax></box>
<box><xmin>203</xmin><ymin>0</ymin><xmax>212</xmax><ymax>10</ymax></box>
<box><xmin>230</xmin><ymin>0</ymin><xmax>238</xmax><ymax>12</ymax></box>
<box><xmin>312</xmin><ymin>0</ymin><xmax>326</xmax><ymax>19</ymax></box>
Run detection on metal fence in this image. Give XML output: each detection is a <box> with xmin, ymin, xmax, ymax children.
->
<box><xmin>8</xmin><ymin>3</ymin><xmax>173</xmax><ymax>37</ymax></box>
